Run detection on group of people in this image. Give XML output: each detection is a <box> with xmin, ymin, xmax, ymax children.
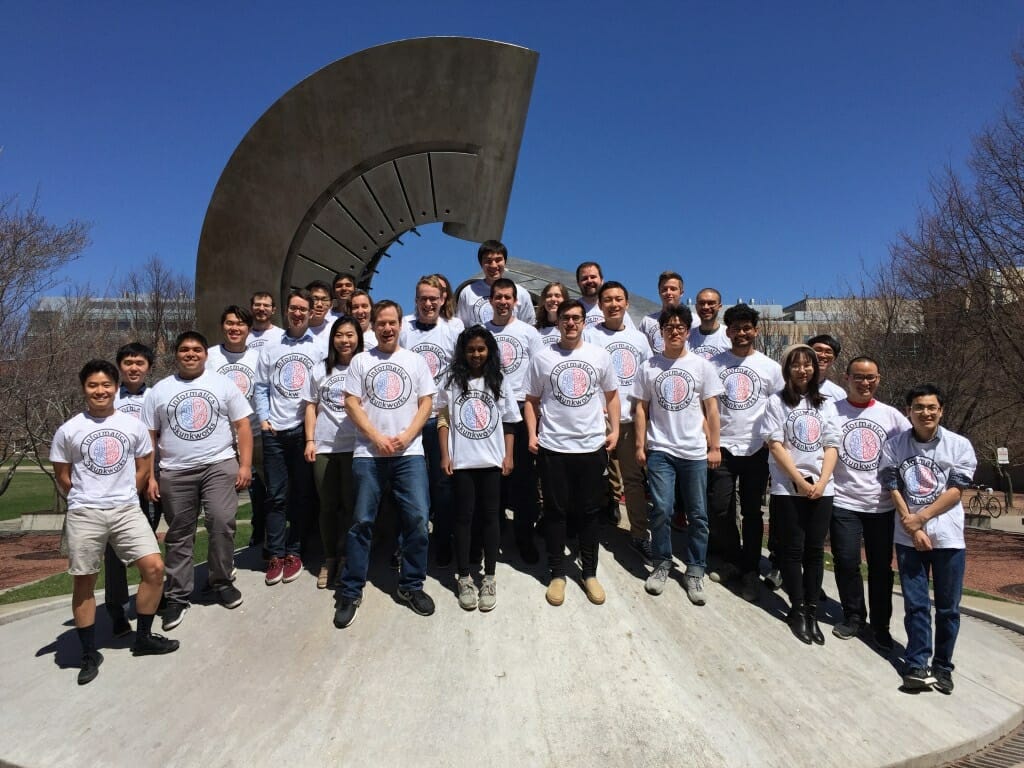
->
<box><xmin>53</xmin><ymin>240</ymin><xmax>977</xmax><ymax>695</ymax></box>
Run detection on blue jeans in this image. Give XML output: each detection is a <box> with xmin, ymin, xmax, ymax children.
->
<box><xmin>340</xmin><ymin>455</ymin><xmax>430</xmax><ymax>600</ymax></box>
<box><xmin>647</xmin><ymin>452</ymin><xmax>708</xmax><ymax>576</ymax></box>
<box><xmin>422</xmin><ymin>417</ymin><xmax>454</xmax><ymax>544</ymax></box>
<box><xmin>896</xmin><ymin>545</ymin><xmax>965</xmax><ymax>672</ymax></box>
<box><xmin>262</xmin><ymin>425</ymin><xmax>314</xmax><ymax>558</ymax></box>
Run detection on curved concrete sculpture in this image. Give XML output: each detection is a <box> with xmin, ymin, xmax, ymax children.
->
<box><xmin>195</xmin><ymin>37</ymin><xmax>538</xmax><ymax>336</ymax></box>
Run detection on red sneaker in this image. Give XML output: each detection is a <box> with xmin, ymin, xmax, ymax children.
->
<box><xmin>265</xmin><ymin>556</ymin><xmax>284</xmax><ymax>585</ymax></box>
<box><xmin>282</xmin><ymin>554</ymin><xmax>303</xmax><ymax>583</ymax></box>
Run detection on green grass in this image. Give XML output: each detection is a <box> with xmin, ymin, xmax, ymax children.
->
<box><xmin>0</xmin><ymin>522</ymin><xmax>252</xmax><ymax>605</ymax></box>
<box><xmin>0</xmin><ymin>469</ymin><xmax>60</xmax><ymax>521</ymax></box>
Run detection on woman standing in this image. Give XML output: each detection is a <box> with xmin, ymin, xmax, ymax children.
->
<box><xmin>439</xmin><ymin>326</ymin><xmax>520</xmax><ymax>611</ymax></box>
<box><xmin>534</xmin><ymin>282</ymin><xmax>568</xmax><ymax>346</ymax></box>
<box><xmin>303</xmin><ymin>316</ymin><xmax>364</xmax><ymax>589</ymax></box>
<box><xmin>432</xmin><ymin>273</ymin><xmax>465</xmax><ymax>334</ymax></box>
<box><xmin>759</xmin><ymin>344</ymin><xmax>840</xmax><ymax>645</ymax></box>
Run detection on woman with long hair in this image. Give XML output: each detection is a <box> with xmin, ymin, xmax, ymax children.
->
<box><xmin>759</xmin><ymin>344</ymin><xmax>840</xmax><ymax>645</ymax></box>
<box><xmin>438</xmin><ymin>325</ymin><xmax>521</xmax><ymax>611</ymax></box>
<box><xmin>303</xmin><ymin>316</ymin><xmax>364</xmax><ymax>588</ymax></box>
<box><xmin>432</xmin><ymin>273</ymin><xmax>465</xmax><ymax>334</ymax></box>
<box><xmin>348</xmin><ymin>290</ymin><xmax>376</xmax><ymax>350</ymax></box>
<box><xmin>534</xmin><ymin>282</ymin><xmax>568</xmax><ymax>345</ymax></box>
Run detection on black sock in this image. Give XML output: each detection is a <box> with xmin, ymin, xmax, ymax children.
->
<box><xmin>77</xmin><ymin>624</ymin><xmax>96</xmax><ymax>655</ymax></box>
<box><xmin>136</xmin><ymin>613</ymin><xmax>155</xmax><ymax>638</ymax></box>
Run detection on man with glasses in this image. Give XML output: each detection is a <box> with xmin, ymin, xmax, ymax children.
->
<box><xmin>306</xmin><ymin>280</ymin><xmax>335</xmax><ymax>355</ymax></box>
<box><xmin>688</xmin><ymin>288</ymin><xmax>730</xmax><ymax>359</ymax></box>
<box><xmin>525</xmin><ymin>300</ymin><xmax>620</xmax><ymax>607</ymax></box>
<box><xmin>807</xmin><ymin>334</ymin><xmax>846</xmax><ymax>400</ymax></box>
<box><xmin>880</xmin><ymin>384</ymin><xmax>976</xmax><ymax>694</ymax></box>
<box><xmin>829</xmin><ymin>356</ymin><xmax>910</xmax><ymax>649</ymax></box>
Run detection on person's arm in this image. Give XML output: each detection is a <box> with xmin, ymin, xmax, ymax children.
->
<box><xmin>53</xmin><ymin>462</ymin><xmax>72</xmax><ymax>497</ymax></box>
<box><xmin>901</xmin><ymin>487</ymin><xmax>963</xmax><ymax>533</ymax></box>
<box><xmin>808</xmin><ymin>447</ymin><xmax>838</xmax><ymax>500</ymax></box>
<box><xmin>438</xmin><ymin>406</ymin><xmax>453</xmax><ymax>476</ymax></box>
<box><xmin>303</xmin><ymin>401</ymin><xmax>318</xmax><ymax>463</ymax></box>
<box><xmin>395</xmin><ymin>396</ymin><xmax>433</xmax><ymax>452</ymax></box>
<box><xmin>344</xmin><ymin>393</ymin><xmax>394</xmax><ymax>455</ymax></box>
<box><xmin>604</xmin><ymin>389</ymin><xmax>620</xmax><ymax>452</ymax></box>
<box><xmin>766</xmin><ymin>440</ymin><xmax>815</xmax><ymax>497</ymax></box>
<box><xmin>254</xmin><ymin>380</ymin><xmax>273</xmax><ymax>433</ymax></box>
<box><xmin>233</xmin><ymin>417</ymin><xmax>253</xmax><ymax>489</ymax></box>
<box><xmin>891</xmin><ymin>488</ymin><xmax>933</xmax><ymax>550</ymax></box>
<box><xmin>634</xmin><ymin>399</ymin><xmax>649</xmax><ymax>469</ymax></box>
<box><xmin>147</xmin><ymin>430</ymin><xmax>161</xmax><ymax>501</ymax></box>
<box><xmin>134</xmin><ymin>453</ymin><xmax>153</xmax><ymax>494</ymax></box>
<box><xmin>524</xmin><ymin>395</ymin><xmax>541</xmax><ymax>454</ymax></box>
<box><xmin>501</xmin><ymin>427</ymin><xmax>514</xmax><ymax>476</ymax></box>
<box><xmin>702</xmin><ymin>396</ymin><xmax>721</xmax><ymax>470</ymax></box>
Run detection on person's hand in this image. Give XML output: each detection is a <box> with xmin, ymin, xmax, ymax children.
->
<box><xmin>235</xmin><ymin>465</ymin><xmax>252</xmax><ymax>490</ymax></box>
<box><xmin>147</xmin><ymin>477</ymin><xmax>160</xmax><ymax>502</ymax></box>
<box><xmin>903</xmin><ymin>513</ymin><xmax>924</xmax><ymax>534</ymax></box>
<box><xmin>304</xmin><ymin>443</ymin><xmax>317</xmax><ymax>463</ymax></box>
<box><xmin>372</xmin><ymin>433</ymin><xmax>396</xmax><ymax>456</ymax></box>
<box><xmin>796</xmin><ymin>477</ymin><xmax>815</xmax><ymax>498</ymax></box>
<box><xmin>441</xmin><ymin>455</ymin><xmax>454</xmax><ymax>477</ymax></box>
<box><xmin>605</xmin><ymin>430</ymin><xmax>619</xmax><ymax>453</ymax></box>
<box><xmin>707</xmin><ymin>447</ymin><xmax>721</xmax><ymax>470</ymax></box>
<box><xmin>261</xmin><ymin>420</ymin><xmax>275</xmax><ymax>436</ymax></box>
<box><xmin>528</xmin><ymin>435</ymin><xmax>539</xmax><ymax>455</ymax></box>
<box><xmin>635</xmin><ymin>447</ymin><xmax>647</xmax><ymax>469</ymax></box>
<box><xmin>912</xmin><ymin>528</ymin><xmax>933</xmax><ymax>551</ymax></box>
<box><xmin>807</xmin><ymin>479</ymin><xmax>827</xmax><ymax>500</ymax></box>
<box><xmin>500</xmin><ymin>454</ymin><xmax>513</xmax><ymax>476</ymax></box>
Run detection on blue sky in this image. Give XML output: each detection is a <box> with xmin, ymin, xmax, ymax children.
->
<box><xmin>3</xmin><ymin>2</ymin><xmax>1022</xmax><ymax>310</ymax></box>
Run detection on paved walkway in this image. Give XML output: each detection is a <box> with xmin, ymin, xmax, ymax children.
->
<box><xmin>1</xmin><ymin>528</ymin><xmax>1023</xmax><ymax>768</ymax></box>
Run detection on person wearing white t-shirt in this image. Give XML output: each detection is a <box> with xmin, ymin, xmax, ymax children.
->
<box><xmin>330</xmin><ymin>271</ymin><xmax>357</xmax><ymax>318</ymax></box>
<box><xmin>759</xmin><ymin>344</ymin><xmax>841</xmax><ymax>647</ymax></box>
<box><xmin>455</xmin><ymin>240</ymin><xmax>535</xmax><ymax>326</ymax></box>
<box><xmin>808</xmin><ymin>334</ymin><xmax>847</xmax><ymax>401</ymax></box>
<box><xmin>639</xmin><ymin>270</ymin><xmax>684</xmax><ymax>354</ymax></box>
<box><xmin>688</xmin><ymin>287</ymin><xmax>730</xmax><ymax>359</ymax></box>
<box><xmin>306</xmin><ymin>280</ymin><xmax>336</xmax><ymax>358</ymax></box>
<box><xmin>254</xmin><ymin>289</ymin><xmax>324</xmax><ymax>587</ymax></box>
<box><xmin>707</xmin><ymin>304</ymin><xmax>785</xmax><ymax>601</ymax></box>
<box><xmin>246</xmin><ymin>290</ymin><xmax>284</xmax><ymax>351</ymax></box>
<box><xmin>584</xmin><ymin>281</ymin><xmax>653</xmax><ymax>561</ymax></box>
<box><xmin>432</xmin><ymin>273</ymin><xmax>465</xmax><ymax>335</ymax></box>
<box><xmin>485</xmin><ymin>277</ymin><xmax>543</xmax><ymax>562</ymax></box>
<box><xmin>829</xmin><ymin>356</ymin><xmax>910</xmax><ymax>649</ymax></box>
<box><xmin>51</xmin><ymin>360</ymin><xmax>179</xmax><ymax>685</ymax></box>
<box><xmin>534</xmin><ymin>281</ymin><xmax>567</xmax><ymax>347</ymax></box>
<box><xmin>525</xmin><ymin>300</ymin><xmax>620</xmax><ymax>607</ymax></box>
<box><xmin>349</xmin><ymin>289</ymin><xmax>378</xmax><ymax>350</ymax></box>
<box><xmin>400</xmin><ymin>275</ymin><xmax>461</xmax><ymax>566</ymax></box>
<box><xmin>634</xmin><ymin>305</ymin><xmax>723</xmax><ymax>605</ymax></box>
<box><xmin>334</xmin><ymin>300</ymin><xmax>438</xmax><ymax>628</ymax></box>
<box><xmin>575</xmin><ymin>261</ymin><xmax>636</xmax><ymax>330</ymax></box>
<box><xmin>880</xmin><ymin>384</ymin><xmax>977</xmax><ymax>694</ymax></box>
<box><xmin>144</xmin><ymin>332</ymin><xmax>253</xmax><ymax>631</ymax></box>
<box><xmin>438</xmin><ymin>326</ymin><xmax>521</xmax><ymax>611</ymax></box>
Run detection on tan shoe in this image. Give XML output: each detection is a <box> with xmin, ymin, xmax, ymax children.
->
<box><xmin>546</xmin><ymin>577</ymin><xmax>566</xmax><ymax>606</ymax></box>
<box><xmin>583</xmin><ymin>577</ymin><xmax>606</xmax><ymax>605</ymax></box>
<box><xmin>316</xmin><ymin>563</ymin><xmax>331</xmax><ymax>589</ymax></box>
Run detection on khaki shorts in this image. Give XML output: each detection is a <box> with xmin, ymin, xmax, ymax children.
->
<box><xmin>66</xmin><ymin>503</ymin><xmax>160</xmax><ymax>576</ymax></box>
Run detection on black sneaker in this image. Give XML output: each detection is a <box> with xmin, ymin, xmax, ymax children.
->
<box><xmin>630</xmin><ymin>536</ymin><xmax>654</xmax><ymax>566</ymax></box>
<box><xmin>215</xmin><ymin>583</ymin><xmax>244</xmax><ymax>609</ymax></box>
<box><xmin>334</xmin><ymin>598</ymin><xmax>359</xmax><ymax>628</ymax></box>
<box><xmin>132</xmin><ymin>632</ymin><xmax>180</xmax><ymax>656</ymax></box>
<box><xmin>902</xmin><ymin>666</ymin><xmax>936</xmax><ymax>690</ymax></box>
<box><xmin>873</xmin><ymin>628</ymin><xmax>895</xmax><ymax>652</ymax></box>
<box><xmin>111</xmin><ymin>615</ymin><xmax>133</xmax><ymax>638</ymax></box>
<box><xmin>933</xmin><ymin>667</ymin><xmax>954</xmax><ymax>695</ymax></box>
<box><xmin>77</xmin><ymin>650</ymin><xmax>103</xmax><ymax>685</ymax></box>
<box><xmin>161</xmin><ymin>601</ymin><xmax>189</xmax><ymax>631</ymax></box>
<box><xmin>397</xmin><ymin>588</ymin><xmax>435</xmax><ymax>616</ymax></box>
<box><xmin>832</xmin><ymin>619</ymin><xmax>862</xmax><ymax>640</ymax></box>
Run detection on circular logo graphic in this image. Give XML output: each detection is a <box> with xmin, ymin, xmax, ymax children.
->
<box><xmin>690</xmin><ymin>343</ymin><xmax>721</xmax><ymax>360</ymax></box>
<box><xmin>320</xmin><ymin>372</ymin><xmax>348</xmax><ymax>413</ymax></box>
<box><xmin>218</xmin><ymin>363</ymin><xmax>255</xmax><ymax>398</ymax></box>
<box><xmin>551</xmin><ymin>360</ymin><xmax>597</xmax><ymax>407</ymax></box>
<box><xmin>786</xmin><ymin>409</ymin><xmax>823</xmax><ymax>452</ymax></box>
<box><xmin>720</xmin><ymin>366</ymin><xmax>761</xmax><ymax>410</ymax></box>
<box><xmin>497</xmin><ymin>335</ymin><xmax>525</xmax><ymax>373</ymax></box>
<box><xmin>473</xmin><ymin>296</ymin><xmax>494</xmax><ymax>324</ymax></box>
<box><xmin>901</xmin><ymin>456</ymin><xmax>945</xmax><ymax>506</ymax></box>
<box><xmin>608</xmin><ymin>342</ymin><xmax>641</xmax><ymax>385</ymax></box>
<box><xmin>274</xmin><ymin>353</ymin><xmax>314</xmax><ymax>399</ymax></box>
<box><xmin>168</xmin><ymin>389</ymin><xmax>220</xmax><ymax>441</ymax></box>
<box><xmin>454</xmin><ymin>390</ymin><xmax>498</xmax><ymax>440</ymax></box>
<box><xmin>841</xmin><ymin>418</ymin><xmax>886</xmax><ymax>471</ymax></box>
<box><xmin>247</xmin><ymin>337</ymin><xmax>268</xmax><ymax>349</ymax></box>
<box><xmin>412</xmin><ymin>342</ymin><xmax>449</xmax><ymax>382</ymax></box>
<box><xmin>81</xmin><ymin>429</ymin><xmax>130</xmax><ymax>476</ymax></box>
<box><xmin>655</xmin><ymin>369</ymin><xmax>695</xmax><ymax>412</ymax></box>
<box><xmin>116</xmin><ymin>401</ymin><xmax>143</xmax><ymax>418</ymax></box>
<box><xmin>367</xmin><ymin>363</ymin><xmax>413</xmax><ymax>410</ymax></box>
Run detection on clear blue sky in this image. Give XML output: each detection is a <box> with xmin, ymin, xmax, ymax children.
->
<box><xmin>3</xmin><ymin>2</ymin><xmax>1022</xmax><ymax>309</ymax></box>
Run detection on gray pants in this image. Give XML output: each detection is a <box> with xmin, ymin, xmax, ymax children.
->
<box><xmin>160</xmin><ymin>458</ymin><xmax>239</xmax><ymax>604</ymax></box>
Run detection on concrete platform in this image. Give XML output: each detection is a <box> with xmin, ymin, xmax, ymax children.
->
<box><xmin>1</xmin><ymin>530</ymin><xmax>1023</xmax><ymax>768</ymax></box>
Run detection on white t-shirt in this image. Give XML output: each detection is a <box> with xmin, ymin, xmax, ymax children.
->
<box><xmin>688</xmin><ymin>324</ymin><xmax>731</xmax><ymax>360</ymax></box>
<box><xmin>344</xmin><ymin>346</ymin><xmax>437</xmax><ymax>459</ymax></box>
<box><xmin>308</xmin><ymin>320</ymin><xmax>333</xmax><ymax>359</ymax></box>
<box><xmin>438</xmin><ymin>376</ymin><xmax>522</xmax><ymax>470</ymax></box>
<box><xmin>584</xmin><ymin>323</ymin><xmax>651</xmax><ymax>422</ymax></box>
<box><xmin>456</xmin><ymin>279</ymin><xmax>535</xmax><ymax>326</ymax></box>
<box><xmin>760</xmin><ymin>394</ymin><xmax>842</xmax><ymax>496</ymax></box>
<box><xmin>303</xmin><ymin>363</ymin><xmax>356</xmax><ymax>454</ymax></box>
<box><xmin>255</xmin><ymin>330</ymin><xmax>325</xmax><ymax>430</ymax></box>
<box><xmin>114</xmin><ymin>387</ymin><xmax>148</xmax><ymax>419</ymax></box>
<box><xmin>711</xmin><ymin>350</ymin><xmax>785</xmax><ymax>456</ymax></box>
<box><xmin>399</xmin><ymin>317</ymin><xmax>460</xmax><ymax>414</ymax></box>
<box><xmin>633</xmin><ymin>353</ymin><xmax>724</xmax><ymax>460</ymax></box>
<box><xmin>362</xmin><ymin>329</ymin><xmax>378</xmax><ymax>351</ymax></box>
<box><xmin>579</xmin><ymin>298</ymin><xmax>637</xmax><ymax>330</ymax></box>
<box><xmin>206</xmin><ymin>344</ymin><xmax>261</xmax><ymax>433</ymax></box>
<box><xmin>880</xmin><ymin>426</ymin><xmax>977</xmax><ymax>549</ymax></box>
<box><xmin>524</xmin><ymin>342</ymin><xmax>618</xmax><ymax>453</ymax></box>
<box><xmin>485</xmin><ymin>319</ymin><xmax>542</xmax><ymax>402</ymax></box>
<box><xmin>537</xmin><ymin>325</ymin><xmax>560</xmax><ymax>347</ymax></box>
<box><xmin>819</xmin><ymin>378</ymin><xmax>847</xmax><ymax>401</ymax></box>
<box><xmin>142</xmin><ymin>370</ymin><xmax>252</xmax><ymax>471</ymax></box>
<box><xmin>246</xmin><ymin>325</ymin><xmax>284</xmax><ymax>351</ymax></box>
<box><xmin>639</xmin><ymin>312</ymin><xmax>665</xmax><ymax>354</ymax></box>
<box><xmin>50</xmin><ymin>410</ymin><xmax>152</xmax><ymax>510</ymax></box>
<box><xmin>833</xmin><ymin>398</ymin><xmax>911</xmax><ymax>513</ymax></box>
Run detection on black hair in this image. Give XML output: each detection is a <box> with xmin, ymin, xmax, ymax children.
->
<box><xmin>807</xmin><ymin>334</ymin><xmax>841</xmax><ymax>356</ymax></box>
<box><xmin>658</xmin><ymin>271</ymin><xmax>684</xmax><ymax>289</ymax></box>
<box><xmin>324</xmin><ymin>316</ymin><xmax>364</xmax><ymax>376</ymax></box>
<box><xmin>598</xmin><ymin>280</ymin><xmax>628</xmax><ymax>300</ymax></box>
<box><xmin>220</xmin><ymin>305</ymin><xmax>253</xmax><ymax>327</ymax></box>
<box><xmin>905</xmin><ymin>383</ymin><xmax>943</xmax><ymax>407</ymax></box>
<box><xmin>115</xmin><ymin>342</ymin><xmax>154</xmax><ymax>366</ymax></box>
<box><xmin>489</xmin><ymin>277</ymin><xmax>517</xmax><ymax>298</ymax></box>
<box><xmin>477</xmin><ymin>240</ymin><xmax>507</xmax><ymax>264</ymax></box>
<box><xmin>371</xmin><ymin>299</ymin><xmax>403</xmax><ymax>323</ymax></box>
<box><xmin>286</xmin><ymin>289</ymin><xmax>312</xmax><ymax>309</ymax></box>
<box><xmin>304</xmin><ymin>280</ymin><xmax>332</xmax><ymax>295</ymax></box>
<box><xmin>332</xmin><ymin>272</ymin><xmax>357</xmax><ymax>287</ymax></box>
<box><xmin>659</xmin><ymin>305</ymin><xmax>693</xmax><ymax>328</ymax></box>
<box><xmin>175</xmin><ymin>330</ymin><xmax>209</xmax><ymax>351</ymax></box>
<box><xmin>845</xmin><ymin>355</ymin><xmax>880</xmax><ymax>374</ymax></box>
<box><xmin>575</xmin><ymin>261</ymin><xmax>603</xmax><ymax>282</ymax></box>
<box><xmin>781</xmin><ymin>346</ymin><xmax>824</xmax><ymax>408</ymax></box>
<box><xmin>448</xmin><ymin>325</ymin><xmax>504</xmax><ymax>399</ymax></box>
<box><xmin>79</xmin><ymin>359</ymin><xmax>119</xmax><ymax>386</ymax></box>
<box><xmin>723</xmin><ymin>303</ymin><xmax>760</xmax><ymax>328</ymax></box>
<box><xmin>250</xmin><ymin>291</ymin><xmax>275</xmax><ymax>306</ymax></box>
<box><xmin>557</xmin><ymin>299</ymin><xmax>588</xmax><ymax>320</ymax></box>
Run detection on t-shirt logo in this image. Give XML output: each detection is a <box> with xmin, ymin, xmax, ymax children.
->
<box><xmin>367</xmin><ymin>363</ymin><xmax>413</xmax><ymax>410</ymax></box>
<box><xmin>720</xmin><ymin>366</ymin><xmax>761</xmax><ymax>411</ymax></box>
<box><xmin>900</xmin><ymin>456</ymin><xmax>945</xmax><ymax>506</ymax></box>
<box><xmin>551</xmin><ymin>360</ymin><xmax>597</xmax><ymax>407</ymax></box>
<box><xmin>412</xmin><ymin>342</ymin><xmax>449</xmax><ymax>382</ymax></box>
<box><xmin>608</xmin><ymin>342</ymin><xmax>640</xmax><ymax>385</ymax></box>
<box><xmin>81</xmin><ymin>429</ymin><xmax>130</xmax><ymax>475</ymax></box>
<box><xmin>786</xmin><ymin>409</ymin><xmax>822</xmax><ymax>452</ymax></box>
<box><xmin>117</xmin><ymin>401</ymin><xmax>143</xmax><ymax>418</ymax></box>
<box><xmin>473</xmin><ymin>297</ymin><xmax>494</xmax><ymax>324</ymax></box>
<box><xmin>841</xmin><ymin>419</ymin><xmax>886</xmax><ymax>471</ymax></box>
<box><xmin>168</xmin><ymin>390</ymin><xmax>220</xmax><ymax>441</ymax></box>
<box><xmin>454</xmin><ymin>390</ymin><xmax>498</xmax><ymax>439</ymax></box>
<box><xmin>274</xmin><ymin>353</ymin><xmax>314</xmax><ymax>399</ymax></box>
<box><xmin>690</xmin><ymin>344</ymin><xmax>719</xmax><ymax>360</ymax></box>
<box><xmin>655</xmin><ymin>369</ymin><xmax>695</xmax><ymax>412</ymax></box>
<box><xmin>497</xmin><ymin>335</ymin><xmax>525</xmax><ymax>373</ymax></box>
<box><xmin>321</xmin><ymin>372</ymin><xmax>347</xmax><ymax>413</ymax></box>
<box><xmin>218</xmin><ymin>363</ymin><xmax>255</xmax><ymax>398</ymax></box>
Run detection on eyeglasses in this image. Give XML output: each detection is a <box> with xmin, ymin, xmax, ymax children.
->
<box><xmin>661</xmin><ymin>324</ymin><xmax>687</xmax><ymax>333</ymax></box>
<box><xmin>811</xmin><ymin>347</ymin><xmax>835</xmax><ymax>359</ymax></box>
<box><xmin>287</xmin><ymin>305</ymin><xmax>310</xmax><ymax>313</ymax></box>
<box><xmin>911</xmin><ymin>404</ymin><xmax>941</xmax><ymax>414</ymax></box>
<box><xmin>417</xmin><ymin>295</ymin><xmax>442</xmax><ymax>303</ymax></box>
<box><xmin>560</xmin><ymin>315</ymin><xmax>585</xmax><ymax>325</ymax></box>
<box><xmin>310</xmin><ymin>296</ymin><xmax>331</xmax><ymax>305</ymax></box>
<box><xmin>850</xmin><ymin>375</ymin><xmax>878</xmax><ymax>383</ymax></box>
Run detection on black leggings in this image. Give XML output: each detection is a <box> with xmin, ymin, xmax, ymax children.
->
<box><xmin>454</xmin><ymin>468</ymin><xmax>502</xmax><ymax>577</ymax></box>
<box><xmin>773</xmin><ymin>494</ymin><xmax>833</xmax><ymax>607</ymax></box>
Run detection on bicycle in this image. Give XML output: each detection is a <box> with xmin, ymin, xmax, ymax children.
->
<box><xmin>967</xmin><ymin>485</ymin><xmax>1004</xmax><ymax>518</ymax></box>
